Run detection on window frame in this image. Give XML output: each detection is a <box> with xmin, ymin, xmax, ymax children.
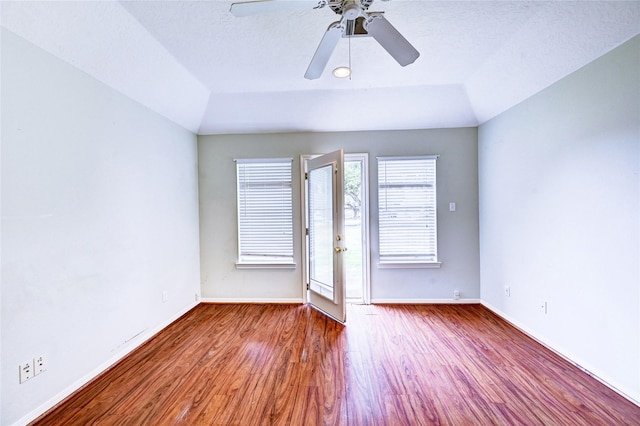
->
<box><xmin>235</xmin><ymin>158</ymin><xmax>296</xmax><ymax>269</ymax></box>
<box><xmin>377</xmin><ymin>155</ymin><xmax>441</xmax><ymax>269</ymax></box>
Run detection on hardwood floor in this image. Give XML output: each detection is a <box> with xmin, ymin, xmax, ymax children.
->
<box><xmin>33</xmin><ymin>304</ymin><xmax>640</xmax><ymax>425</ymax></box>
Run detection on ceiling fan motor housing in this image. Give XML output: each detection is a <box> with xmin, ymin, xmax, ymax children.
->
<box><xmin>330</xmin><ymin>0</ymin><xmax>373</xmax><ymax>16</ymax></box>
<box><xmin>343</xmin><ymin>0</ymin><xmax>361</xmax><ymax>19</ymax></box>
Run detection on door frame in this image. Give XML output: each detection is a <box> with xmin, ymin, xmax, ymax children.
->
<box><xmin>301</xmin><ymin>153</ymin><xmax>370</xmax><ymax>305</ymax></box>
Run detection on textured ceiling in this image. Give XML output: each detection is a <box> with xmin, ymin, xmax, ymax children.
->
<box><xmin>2</xmin><ymin>1</ymin><xmax>639</xmax><ymax>135</ymax></box>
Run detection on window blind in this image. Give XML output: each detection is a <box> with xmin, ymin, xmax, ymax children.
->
<box><xmin>236</xmin><ymin>159</ymin><xmax>293</xmax><ymax>263</ymax></box>
<box><xmin>378</xmin><ymin>156</ymin><xmax>438</xmax><ymax>263</ymax></box>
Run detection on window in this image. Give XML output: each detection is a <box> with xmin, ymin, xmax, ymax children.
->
<box><xmin>377</xmin><ymin>156</ymin><xmax>439</xmax><ymax>266</ymax></box>
<box><xmin>236</xmin><ymin>158</ymin><xmax>294</xmax><ymax>267</ymax></box>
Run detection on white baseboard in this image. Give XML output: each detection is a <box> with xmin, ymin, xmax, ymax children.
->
<box><xmin>371</xmin><ymin>298</ymin><xmax>481</xmax><ymax>304</ymax></box>
<box><xmin>13</xmin><ymin>301</ymin><xmax>199</xmax><ymax>426</ymax></box>
<box><xmin>481</xmin><ymin>301</ymin><xmax>640</xmax><ymax>407</ymax></box>
<box><xmin>201</xmin><ymin>298</ymin><xmax>303</xmax><ymax>304</ymax></box>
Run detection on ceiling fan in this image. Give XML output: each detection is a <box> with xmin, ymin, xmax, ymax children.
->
<box><xmin>230</xmin><ymin>0</ymin><xmax>420</xmax><ymax>79</ymax></box>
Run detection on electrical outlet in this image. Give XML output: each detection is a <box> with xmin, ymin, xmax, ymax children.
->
<box><xmin>504</xmin><ymin>286</ymin><xmax>511</xmax><ymax>297</ymax></box>
<box><xmin>195</xmin><ymin>293</ymin><xmax>200</xmax><ymax>302</ymax></box>
<box><xmin>162</xmin><ymin>291</ymin><xmax>168</xmax><ymax>303</ymax></box>
<box><xmin>34</xmin><ymin>355</ymin><xmax>46</xmax><ymax>375</ymax></box>
<box><xmin>19</xmin><ymin>361</ymin><xmax>34</xmax><ymax>383</ymax></box>
<box><xmin>453</xmin><ymin>290</ymin><xmax>460</xmax><ymax>300</ymax></box>
<box><xmin>540</xmin><ymin>301</ymin><xmax>548</xmax><ymax>314</ymax></box>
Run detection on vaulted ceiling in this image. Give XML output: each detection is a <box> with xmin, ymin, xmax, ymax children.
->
<box><xmin>2</xmin><ymin>1</ymin><xmax>639</xmax><ymax>135</ymax></box>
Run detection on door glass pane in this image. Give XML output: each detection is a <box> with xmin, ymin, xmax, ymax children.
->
<box><xmin>308</xmin><ymin>164</ymin><xmax>334</xmax><ymax>299</ymax></box>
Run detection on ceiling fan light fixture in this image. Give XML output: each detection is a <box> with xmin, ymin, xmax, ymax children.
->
<box><xmin>231</xmin><ymin>0</ymin><xmax>420</xmax><ymax>79</ymax></box>
<box><xmin>333</xmin><ymin>66</ymin><xmax>351</xmax><ymax>78</ymax></box>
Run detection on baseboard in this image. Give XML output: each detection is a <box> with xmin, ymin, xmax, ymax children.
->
<box><xmin>201</xmin><ymin>297</ymin><xmax>303</xmax><ymax>304</ymax></box>
<box><xmin>15</xmin><ymin>301</ymin><xmax>199</xmax><ymax>426</ymax></box>
<box><xmin>481</xmin><ymin>301</ymin><xmax>640</xmax><ymax>407</ymax></box>
<box><xmin>371</xmin><ymin>298</ymin><xmax>481</xmax><ymax>304</ymax></box>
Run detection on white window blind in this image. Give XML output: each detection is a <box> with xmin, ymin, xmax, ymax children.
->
<box><xmin>378</xmin><ymin>156</ymin><xmax>438</xmax><ymax>263</ymax></box>
<box><xmin>236</xmin><ymin>159</ymin><xmax>294</xmax><ymax>264</ymax></box>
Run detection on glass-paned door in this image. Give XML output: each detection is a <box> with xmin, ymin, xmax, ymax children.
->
<box><xmin>306</xmin><ymin>150</ymin><xmax>346</xmax><ymax>323</ymax></box>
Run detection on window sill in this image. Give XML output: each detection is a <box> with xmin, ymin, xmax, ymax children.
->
<box><xmin>235</xmin><ymin>262</ymin><xmax>297</xmax><ymax>270</ymax></box>
<box><xmin>377</xmin><ymin>261</ymin><xmax>442</xmax><ymax>269</ymax></box>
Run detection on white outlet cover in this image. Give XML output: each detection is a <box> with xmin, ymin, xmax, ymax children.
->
<box><xmin>34</xmin><ymin>356</ymin><xmax>46</xmax><ymax>375</ymax></box>
<box><xmin>19</xmin><ymin>361</ymin><xmax>34</xmax><ymax>383</ymax></box>
<box><xmin>541</xmin><ymin>301</ymin><xmax>548</xmax><ymax>314</ymax></box>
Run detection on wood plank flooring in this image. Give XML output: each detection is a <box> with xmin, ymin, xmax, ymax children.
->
<box><xmin>33</xmin><ymin>304</ymin><xmax>640</xmax><ymax>425</ymax></box>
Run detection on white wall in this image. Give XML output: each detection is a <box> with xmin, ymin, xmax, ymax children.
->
<box><xmin>1</xmin><ymin>29</ymin><xmax>201</xmax><ymax>425</ymax></box>
<box><xmin>198</xmin><ymin>128</ymin><xmax>480</xmax><ymax>303</ymax></box>
<box><xmin>479</xmin><ymin>35</ymin><xmax>640</xmax><ymax>402</ymax></box>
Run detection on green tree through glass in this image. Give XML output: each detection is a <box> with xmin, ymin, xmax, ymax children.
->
<box><xmin>344</xmin><ymin>162</ymin><xmax>361</xmax><ymax>219</ymax></box>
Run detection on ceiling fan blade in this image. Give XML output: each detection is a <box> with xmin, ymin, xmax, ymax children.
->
<box><xmin>305</xmin><ymin>20</ymin><xmax>344</xmax><ymax>80</ymax></box>
<box><xmin>363</xmin><ymin>13</ymin><xmax>419</xmax><ymax>66</ymax></box>
<box><xmin>230</xmin><ymin>0</ymin><xmax>324</xmax><ymax>17</ymax></box>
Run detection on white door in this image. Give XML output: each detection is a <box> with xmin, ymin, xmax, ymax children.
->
<box><xmin>305</xmin><ymin>150</ymin><xmax>346</xmax><ymax>323</ymax></box>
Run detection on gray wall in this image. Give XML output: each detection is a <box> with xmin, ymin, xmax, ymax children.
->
<box><xmin>478</xmin><ymin>35</ymin><xmax>640</xmax><ymax>402</ymax></box>
<box><xmin>1</xmin><ymin>29</ymin><xmax>202</xmax><ymax>425</ymax></box>
<box><xmin>198</xmin><ymin>128</ymin><xmax>480</xmax><ymax>303</ymax></box>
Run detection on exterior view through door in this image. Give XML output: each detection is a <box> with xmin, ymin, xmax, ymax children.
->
<box><xmin>343</xmin><ymin>155</ymin><xmax>368</xmax><ymax>303</ymax></box>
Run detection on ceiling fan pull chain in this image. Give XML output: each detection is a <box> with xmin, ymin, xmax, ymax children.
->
<box><xmin>348</xmin><ymin>32</ymin><xmax>352</xmax><ymax>80</ymax></box>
